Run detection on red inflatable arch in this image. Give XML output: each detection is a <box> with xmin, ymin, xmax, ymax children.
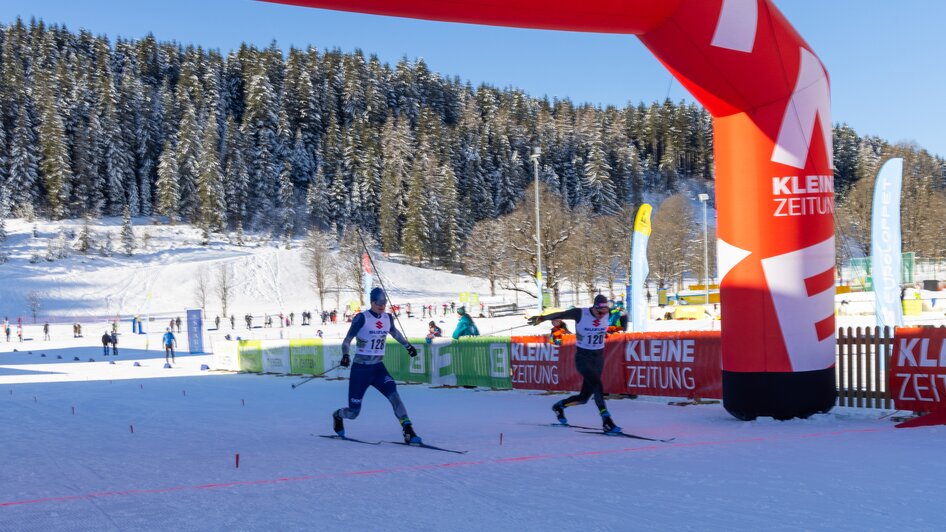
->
<box><xmin>266</xmin><ymin>0</ymin><xmax>836</xmax><ymax>420</ymax></box>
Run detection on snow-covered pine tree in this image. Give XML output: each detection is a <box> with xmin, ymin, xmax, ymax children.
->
<box><xmin>101</xmin><ymin>232</ymin><xmax>114</xmax><ymax>257</ymax></box>
<box><xmin>327</xmin><ymin>162</ymin><xmax>350</xmax><ymax>238</ymax></box>
<box><xmin>175</xmin><ymin>100</ymin><xmax>202</xmax><ymax>221</ymax></box>
<box><xmin>121</xmin><ymin>204</ymin><xmax>135</xmax><ymax>256</ymax></box>
<box><xmin>197</xmin><ymin>109</ymin><xmax>226</xmax><ymax>235</ymax></box>
<box><xmin>56</xmin><ymin>228</ymin><xmax>68</xmax><ymax>259</ymax></box>
<box><xmin>156</xmin><ymin>138</ymin><xmax>180</xmax><ymax>223</ymax></box>
<box><xmin>38</xmin><ymin>95</ymin><xmax>74</xmax><ymax>220</ymax></box>
<box><xmin>400</xmin><ymin>148</ymin><xmax>430</xmax><ymax>263</ymax></box>
<box><xmin>432</xmin><ymin>161</ymin><xmax>460</xmax><ymax>266</ymax></box>
<box><xmin>277</xmin><ymin>161</ymin><xmax>295</xmax><ymax>245</ymax></box>
<box><xmin>241</xmin><ymin>70</ymin><xmax>280</xmax><ymax>228</ymax></box>
<box><xmin>582</xmin><ymin>133</ymin><xmax>617</xmax><ymax>215</ymax></box>
<box><xmin>222</xmin><ymin>115</ymin><xmax>249</xmax><ymax>230</ymax></box>
<box><xmin>76</xmin><ymin>214</ymin><xmax>93</xmax><ymax>254</ymax></box>
<box><xmin>305</xmin><ymin>164</ymin><xmax>329</xmax><ymax>231</ymax></box>
<box><xmin>379</xmin><ymin>116</ymin><xmax>412</xmax><ymax>252</ymax></box>
<box><xmin>118</xmin><ymin>55</ymin><xmax>144</xmax><ymax>216</ymax></box>
<box><xmin>7</xmin><ymin>102</ymin><xmax>40</xmax><ymax>215</ymax></box>
<box><xmin>288</xmin><ymin>128</ymin><xmax>314</xmax><ymax>188</ymax></box>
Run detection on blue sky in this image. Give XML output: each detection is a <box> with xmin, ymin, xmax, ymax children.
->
<box><xmin>1</xmin><ymin>0</ymin><xmax>943</xmax><ymax>157</ymax></box>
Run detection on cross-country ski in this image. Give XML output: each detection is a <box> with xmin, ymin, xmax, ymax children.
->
<box><xmin>383</xmin><ymin>441</ymin><xmax>468</xmax><ymax>455</ymax></box>
<box><xmin>316</xmin><ymin>434</ymin><xmax>382</xmax><ymax>445</ymax></box>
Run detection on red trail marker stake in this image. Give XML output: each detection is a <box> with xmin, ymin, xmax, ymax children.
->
<box><xmin>500</xmin><ymin>433</ymin><xmax>503</xmax><ymax>446</ymax></box>
<box><xmin>71</xmin><ymin>406</ymin><xmax>76</xmax><ymax>415</ymax></box>
<box><xmin>235</xmin><ymin>453</ymin><xmax>240</xmax><ymax>469</ymax></box>
<box><xmin>130</xmin><ymin>425</ymin><xmax>134</xmax><ymax>434</ymax></box>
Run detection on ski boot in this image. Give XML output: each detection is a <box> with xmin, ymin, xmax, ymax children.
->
<box><xmin>601</xmin><ymin>410</ymin><xmax>622</xmax><ymax>435</ymax></box>
<box><xmin>552</xmin><ymin>401</ymin><xmax>568</xmax><ymax>425</ymax></box>
<box><xmin>332</xmin><ymin>410</ymin><xmax>345</xmax><ymax>437</ymax></box>
<box><xmin>401</xmin><ymin>418</ymin><xmax>422</xmax><ymax>444</ymax></box>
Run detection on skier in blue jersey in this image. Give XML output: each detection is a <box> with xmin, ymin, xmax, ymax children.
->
<box><xmin>333</xmin><ymin>287</ymin><xmax>421</xmax><ymax>443</ymax></box>
<box><xmin>527</xmin><ymin>294</ymin><xmax>622</xmax><ymax>434</ymax></box>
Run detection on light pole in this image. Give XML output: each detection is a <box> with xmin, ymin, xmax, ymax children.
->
<box><xmin>531</xmin><ymin>147</ymin><xmax>543</xmax><ymax>313</ymax></box>
<box><xmin>698</xmin><ymin>193</ymin><xmax>710</xmax><ymax>305</ymax></box>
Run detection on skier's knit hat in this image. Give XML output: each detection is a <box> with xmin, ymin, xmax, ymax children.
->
<box><xmin>593</xmin><ymin>294</ymin><xmax>609</xmax><ymax>308</ymax></box>
<box><xmin>370</xmin><ymin>287</ymin><xmax>387</xmax><ymax>304</ymax></box>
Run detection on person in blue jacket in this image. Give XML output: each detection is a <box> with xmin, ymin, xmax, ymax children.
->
<box><xmin>333</xmin><ymin>287</ymin><xmax>421</xmax><ymax>444</ymax></box>
<box><xmin>452</xmin><ymin>307</ymin><xmax>480</xmax><ymax>339</ymax></box>
<box><xmin>163</xmin><ymin>328</ymin><xmax>177</xmax><ymax>364</ymax></box>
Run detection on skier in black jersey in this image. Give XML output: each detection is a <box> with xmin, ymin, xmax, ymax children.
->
<box><xmin>528</xmin><ymin>294</ymin><xmax>622</xmax><ymax>433</ymax></box>
<box><xmin>333</xmin><ymin>287</ymin><xmax>421</xmax><ymax>444</ymax></box>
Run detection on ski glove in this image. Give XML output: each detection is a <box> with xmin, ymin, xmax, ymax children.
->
<box><xmin>527</xmin><ymin>315</ymin><xmax>542</xmax><ymax>326</ymax></box>
<box><xmin>340</xmin><ymin>354</ymin><xmax>351</xmax><ymax>368</ymax></box>
<box><xmin>406</xmin><ymin>344</ymin><xmax>418</xmax><ymax>358</ymax></box>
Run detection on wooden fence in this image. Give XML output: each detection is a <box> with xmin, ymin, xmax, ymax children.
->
<box><xmin>835</xmin><ymin>326</ymin><xmax>894</xmax><ymax>409</ymax></box>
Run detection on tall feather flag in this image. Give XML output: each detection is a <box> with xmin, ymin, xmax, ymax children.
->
<box><xmin>630</xmin><ymin>204</ymin><xmax>653</xmax><ymax>332</ymax></box>
<box><xmin>871</xmin><ymin>158</ymin><xmax>904</xmax><ymax>329</ymax></box>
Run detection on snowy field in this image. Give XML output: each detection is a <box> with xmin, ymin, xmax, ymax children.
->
<box><xmin>1</xmin><ymin>328</ymin><xmax>945</xmax><ymax>531</ymax></box>
<box><xmin>3</xmin><ymin>219</ymin><xmax>946</xmax><ymax>530</ymax></box>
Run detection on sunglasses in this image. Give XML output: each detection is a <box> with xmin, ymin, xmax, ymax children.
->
<box><xmin>593</xmin><ymin>305</ymin><xmax>609</xmax><ymax>311</ymax></box>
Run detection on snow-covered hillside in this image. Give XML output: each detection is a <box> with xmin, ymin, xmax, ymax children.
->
<box><xmin>0</xmin><ymin>217</ymin><xmax>498</xmax><ymax>327</ymax></box>
<box><xmin>4</xmin><ymin>216</ymin><xmax>946</xmax><ymax>339</ymax></box>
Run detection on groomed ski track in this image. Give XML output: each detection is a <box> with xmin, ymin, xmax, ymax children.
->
<box><xmin>1</xmin><ymin>362</ymin><xmax>942</xmax><ymax>531</ymax></box>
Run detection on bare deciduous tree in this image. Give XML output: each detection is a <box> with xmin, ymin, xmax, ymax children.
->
<box><xmin>27</xmin><ymin>291</ymin><xmax>43</xmax><ymax>323</ymax></box>
<box><xmin>216</xmin><ymin>263</ymin><xmax>235</xmax><ymax>318</ymax></box>
<box><xmin>463</xmin><ymin>218</ymin><xmax>512</xmax><ymax>296</ymax></box>
<box><xmin>649</xmin><ymin>194</ymin><xmax>695</xmax><ymax>291</ymax></box>
<box><xmin>195</xmin><ymin>266</ymin><xmax>210</xmax><ymax>313</ymax></box>
<box><xmin>339</xmin><ymin>228</ymin><xmax>378</xmax><ymax>306</ymax></box>
<box><xmin>501</xmin><ymin>181</ymin><xmax>578</xmax><ymax>307</ymax></box>
<box><xmin>304</xmin><ymin>229</ymin><xmax>335</xmax><ymax>309</ymax></box>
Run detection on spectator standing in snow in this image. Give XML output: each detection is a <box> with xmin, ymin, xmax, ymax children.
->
<box><xmin>163</xmin><ymin>328</ymin><xmax>177</xmax><ymax>364</ymax></box>
<box><xmin>215</xmin><ymin>316</ymin><xmax>220</xmax><ymax>330</ymax></box>
<box><xmin>43</xmin><ymin>322</ymin><xmax>50</xmax><ymax>341</ymax></box>
<box><xmin>230</xmin><ymin>315</ymin><xmax>235</xmax><ymax>329</ymax></box>
<box><xmin>101</xmin><ymin>331</ymin><xmax>111</xmax><ymax>356</ymax></box>
<box><xmin>110</xmin><ymin>331</ymin><xmax>118</xmax><ymax>356</ymax></box>
<box><xmin>452</xmin><ymin>307</ymin><xmax>480</xmax><ymax>339</ymax></box>
<box><xmin>175</xmin><ymin>316</ymin><xmax>182</xmax><ymax>333</ymax></box>
<box><xmin>16</xmin><ymin>324</ymin><xmax>23</xmax><ymax>342</ymax></box>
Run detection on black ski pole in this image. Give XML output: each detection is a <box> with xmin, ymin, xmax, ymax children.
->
<box><xmin>355</xmin><ymin>229</ymin><xmax>409</xmax><ymax>337</ymax></box>
<box><xmin>291</xmin><ymin>364</ymin><xmax>342</xmax><ymax>389</ymax></box>
<box><xmin>486</xmin><ymin>323</ymin><xmax>535</xmax><ymax>336</ymax></box>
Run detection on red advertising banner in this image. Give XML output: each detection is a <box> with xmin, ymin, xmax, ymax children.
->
<box><xmin>891</xmin><ymin>328</ymin><xmax>946</xmax><ymax>412</ymax></box>
<box><xmin>618</xmin><ymin>332</ymin><xmax>722</xmax><ymax>399</ymax></box>
<box><xmin>510</xmin><ymin>335</ymin><xmax>579</xmax><ymax>391</ymax></box>
<box><xmin>511</xmin><ymin>332</ymin><xmax>722</xmax><ymax>400</ymax></box>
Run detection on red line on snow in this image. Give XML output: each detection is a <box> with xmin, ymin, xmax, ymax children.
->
<box><xmin>0</xmin><ymin>427</ymin><xmax>893</xmax><ymax>508</ymax></box>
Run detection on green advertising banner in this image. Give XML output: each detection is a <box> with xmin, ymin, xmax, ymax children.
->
<box><xmin>383</xmin><ymin>339</ymin><xmax>430</xmax><ymax>383</ymax></box>
<box><xmin>289</xmin><ymin>338</ymin><xmax>324</xmax><ymax>374</ymax></box>
<box><xmin>227</xmin><ymin>337</ymin><xmax>513</xmax><ymax>388</ymax></box>
<box><xmin>238</xmin><ymin>340</ymin><xmax>263</xmax><ymax>372</ymax></box>
<box><xmin>430</xmin><ymin>337</ymin><xmax>511</xmax><ymax>388</ymax></box>
<box><xmin>850</xmin><ymin>252</ymin><xmax>915</xmax><ymax>290</ymax></box>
